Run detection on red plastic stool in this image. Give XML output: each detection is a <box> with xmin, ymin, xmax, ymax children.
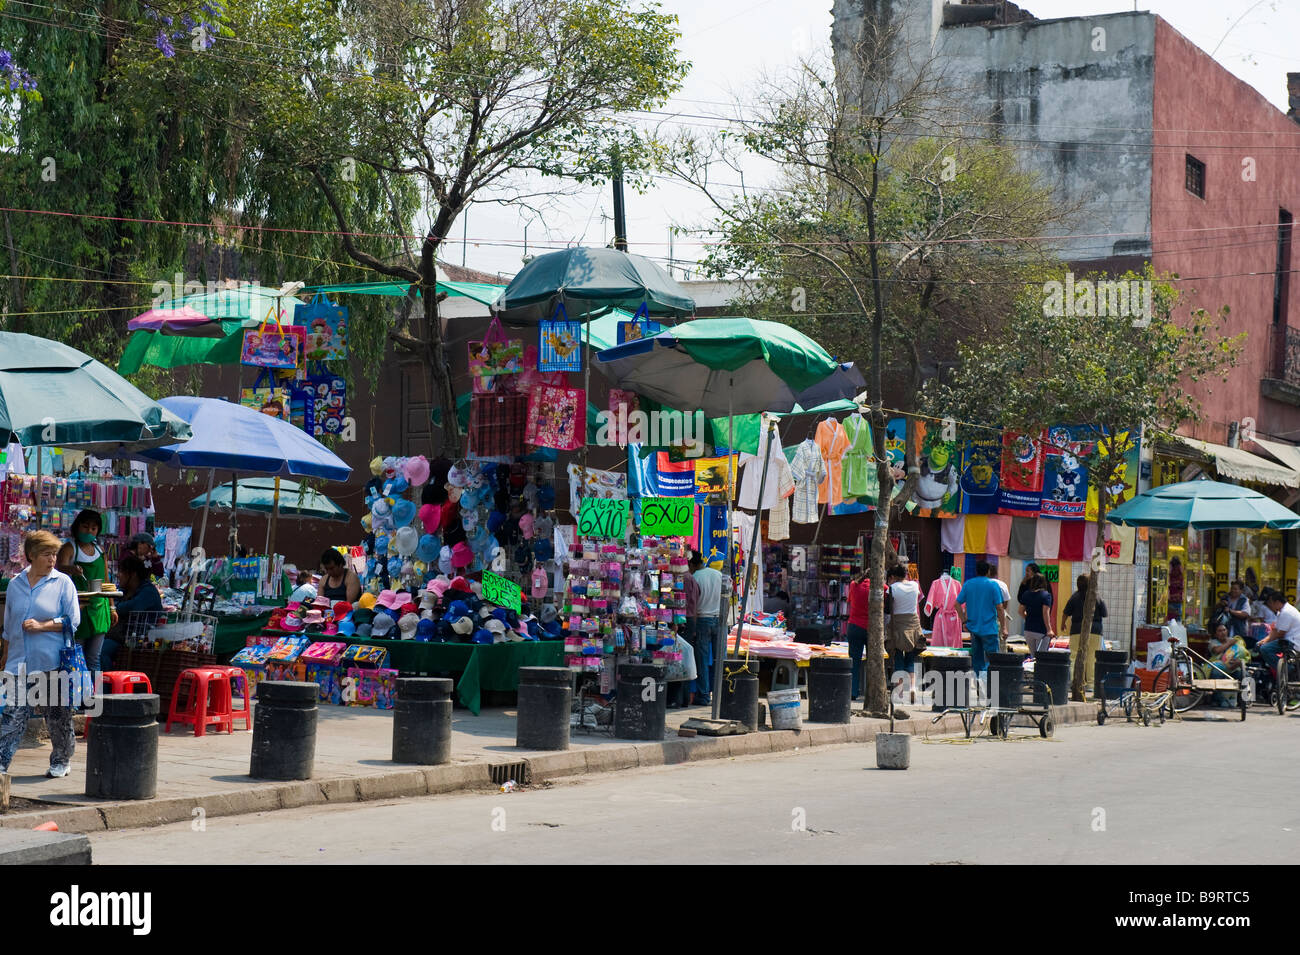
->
<box><xmin>164</xmin><ymin>668</ymin><xmax>235</xmax><ymax>737</ymax></box>
<box><xmin>86</xmin><ymin>671</ymin><xmax>155</xmax><ymax>737</ymax></box>
<box><xmin>207</xmin><ymin>665</ymin><xmax>253</xmax><ymax>731</ymax></box>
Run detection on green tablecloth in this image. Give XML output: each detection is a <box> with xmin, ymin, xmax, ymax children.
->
<box><xmin>215</xmin><ymin>612</ymin><xmax>277</xmax><ymax>655</ymax></box>
<box><xmin>351</xmin><ymin>639</ymin><xmax>563</xmax><ymax>714</ymax></box>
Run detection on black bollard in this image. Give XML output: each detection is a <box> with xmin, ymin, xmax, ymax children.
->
<box><xmin>987</xmin><ymin>652</ymin><xmax>1026</xmax><ymax>708</ymax></box>
<box><xmin>808</xmin><ymin>657</ymin><xmax>853</xmax><ymax>723</ymax></box>
<box><xmin>250</xmin><ymin>681</ymin><xmax>318</xmax><ymax>780</ymax></box>
<box><xmin>516</xmin><ymin>666</ymin><xmax>571</xmax><ymax>750</ymax></box>
<box><xmin>718</xmin><ymin>657</ymin><xmax>759</xmax><ymax>731</ymax></box>
<box><xmin>614</xmin><ymin>663</ymin><xmax>667</xmax><ymax>740</ymax></box>
<box><xmin>1094</xmin><ymin>649</ymin><xmax>1130</xmax><ymax>702</ymax></box>
<box><xmin>924</xmin><ymin>655</ymin><xmax>974</xmax><ymax>711</ymax></box>
<box><xmin>85</xmin><ymin>694</ymin><xmax>159</xmax><ymax>800</ymax></box>
<box><xmin>1033</xmin><ymin>649</ymin><xmax>1072</xmax><ymax>706</ymax></box>
<box><xmin>392</xmin><ymin>677</ymin><xmax>453</xmax><ymax>765</ymax></box>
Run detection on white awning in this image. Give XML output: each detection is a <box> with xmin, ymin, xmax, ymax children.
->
<box><xmin>1164</xmin><ymin>435</ymin><xmax>1300</xmax><ymax>488</ymax></box>
<box><xmin>1249</xmin><ymin>436</ymin><xmax>1300</xmax><ymax>477</ymax></box>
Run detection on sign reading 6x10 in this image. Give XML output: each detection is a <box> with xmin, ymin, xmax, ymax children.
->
<box><xmin>639</xmin><ymin>497</ymin><xmax>693</xmax><ymax>537</ymax></box>
<box><xmin>578</xmin><ymin>498</ymin><xmax>629</xmax><ymax>539</ymax></box>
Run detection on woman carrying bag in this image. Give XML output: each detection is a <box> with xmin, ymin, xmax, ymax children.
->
<box><xmin>57</xmin><ymin>508</ymin><xmax>115</xmax><ymax>679</ymax></box>
<box><xmin>0</xmin><ymin>530</ymin><xmax>82</xmax><ymax>777</ymax></box>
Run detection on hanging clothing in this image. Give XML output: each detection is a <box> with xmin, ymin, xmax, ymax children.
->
<box><xmin>985</xmin><ymin>515</ymin><xmax>1013</xmax><ymax>556</ymax></box>
<box><xmin>940</xmin><ymin>516</ymin><xmax>965</xmax><ymax>554</ymax></box>
<box><xmin>1034</xmin><ymin>518</ymin><xmax>1062</xmax><ymax>560</ymax></box>
<box><xmin>1058</xmin><ymin>520</ymin><xmax>1088</xmax><ymax>562</ymax></box>
<box><xmin>840</xmin><ymin>414</ymin><xmax>878</xmax><ymax>503</ymax></box>
<box><xmin>1105</xmin><ymin>524</ymin><xmax>1136</xmax><ymax>565</ymax></box>
<box><xmin>738</xmin><ymin>427</ymin><xmax>788</xmax><ymax>510</ymax></box>
<box><xmin>788</xmin><ymin>439</ymin><xmax>826</xmax><ymax>524</ymax></box>
<box><xmin>962</xmin><ymin>514</ymin><xmax>989</xmax><ymax>554</ymax></box>
<box><xmin>767</xmin><ymin>463</ymin><xmax>796</xmax><ymax>541</ymax></box>
<box><xmin>1008</xmin><ymin>516</ymin><xmax>1037</xmax><ymax>559</ymax></box>
<box><xmin>814</xmin><ymin>418</ymin><xmax>851</xmax><ymax>506</ymax></box>
<box><xmin>925</xmin><ymin>574</ymin><xmax>963</xmax><ymax>648</ymax></box>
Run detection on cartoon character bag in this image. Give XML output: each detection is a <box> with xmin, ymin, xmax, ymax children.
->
<box><xmin>241</xmin><ymin>305</ymin><xmax>304</xmax><ymax>369</ymax></box>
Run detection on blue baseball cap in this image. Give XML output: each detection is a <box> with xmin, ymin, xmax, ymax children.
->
<box><xmin>415</xmin><ymin>618</ymin><xmax>435</xmax><ymax>642</ymax></box>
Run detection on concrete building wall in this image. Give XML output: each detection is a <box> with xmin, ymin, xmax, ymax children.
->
<box><xmin>1150</xmin><ymin>19</ymin><xmax>1300</xmax><ymax>444</ymax></box>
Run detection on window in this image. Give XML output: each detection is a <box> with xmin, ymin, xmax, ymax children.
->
<box><xmin>1185</xmin><ymin>154</ymin><xmax>1206</xmax><ymax>199</ymax></box>
<box><xmin>1275</xmin><ymin>209</ymin><xmax>1293</xmax><ymax>325</ymax></box>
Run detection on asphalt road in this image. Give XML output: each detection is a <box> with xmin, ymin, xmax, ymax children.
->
<box><xmin>91</xmin><ymin>710</ymin><xmax>1300</xmax><ymax>864</ymax></box>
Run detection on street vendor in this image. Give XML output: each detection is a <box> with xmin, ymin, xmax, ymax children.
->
<box><xmin>57</xmin><ymin>508</ymin><xmax>114</xmax><ymax>678</ymax></box>
<box><xmin>319</xmin><ymin>548</ymin><xmax>361</xmax><ymax>603</ymax></box>
<box><xmin>128</xmin><ymin>532</ymin><xmax>166</xmax><ymax>582</ymax></box>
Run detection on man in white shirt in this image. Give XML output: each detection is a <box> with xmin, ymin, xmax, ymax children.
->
<box><xmin>1258</xmin><ymin>589</ymin><xmax>1300</xmax><ymax>678</ymax></box>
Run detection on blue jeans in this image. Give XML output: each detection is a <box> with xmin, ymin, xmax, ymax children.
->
<box><xmin>847</xmin><ymin>624</ymin><xmax>868</xmax><ymax>698</ymax></box>
<box><xmin>890</xmin><ymin>647</ymin><xmax>917</xmax><ymax>674</ymax></box>
<box><xmin>1258</xmin><ymin>639</ymin><xmax>1296</xmax><ymax>677</ymax></box>
<box><xmin>969</xmin><ymin>632</ymin><xmax>999</xmax><ymax>674</ymax></box>
<box><xmin>694</xmin><ymin>617</ymin><xmax>718</xmax><ymax>701</ymax></box>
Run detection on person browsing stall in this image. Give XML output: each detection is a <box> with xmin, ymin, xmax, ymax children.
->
<box><xmin>0</xmin><ymin>531</ymin><xmax>82</xmax><ymax>778</ymax></box>
<box><xmin>956</xmin><ymin>561</ymin><xmax>1008</xmax><ymax>674</ymax></box>
<box><xmin>691</xmin><ymin>554</ymin><xmax>730</xmax><ymax>707</ymax></box>
<box><xmin>57</xmin><ymin>508</ymin><xmax>113</xmax><ymax>679</ymax></box>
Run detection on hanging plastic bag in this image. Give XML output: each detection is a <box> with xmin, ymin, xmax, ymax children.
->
<box><xmin>241</xmin><ymin>305</ymin><xmax>304</xmax><ymax>369</ymax></box>
<box><xmin>468</xmin><ymin>317</ymin><xmax>524</xmax><ymax>394</ymax></box>
<box><xmin>617</xmin><ymin>302</ymin><xmax>663</xmax><ymax>344</ymax></box>
<box><xmin>539</xmin><ymin>303</ymin><xmax>583</xmax><ymax>373</ymax></box>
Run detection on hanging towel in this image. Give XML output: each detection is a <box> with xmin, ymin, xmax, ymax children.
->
<box><xmin>940</xmin><ymin>516</ymin><xmax>965</xmax><ymax>554</ymax></box>
<box><xmin>1105</xmin><ymin>524</ymin><xmax>1136</xmax><ymax>565</ymax></box>
<box><xmin>1058</xmin><ymin>520</ymin><xmax>1088</xmax><ymax>562</ymax></box>
<box><xmin>962</xmin><ymin>513</ymin><xmax>989</xmax><ymax>554</ymax></box>
<box><xmin>985</xmin><ymin>514</ymin><xmax>1013</xmax><ymax>556</ymax></box>
<box><xmin>1034</xmin><ymin>518</ymin><xmax>1061</xmax><ymax>560</ymax></box>
<box><xmin>1009</xmin><ymin>516</ymin><xmax>1037</xmax><ymax>558</ymax></box>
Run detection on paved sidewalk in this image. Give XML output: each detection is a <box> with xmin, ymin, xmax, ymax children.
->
<box><xmin>0</xmin><ymin>697</ymin><xmax>1099</xmax><ymax>835</ymax></box>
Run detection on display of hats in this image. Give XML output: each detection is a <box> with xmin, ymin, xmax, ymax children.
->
<box><xmin>446</xmin><ymin>485</ymin><xmax>463</xmax><ymax>505</ymax></box>
<box><xmin>310</xmin><ymin>595</ymin><xmax>332</xmax><ymax>610</ymax></box>
<box><xmin>369</xmin><ymin>456</ymin><xmax>385</xmax><ymax>477</ymax></box>
<box><xmin>539</xmin><ymin>603</ymin><xmax>559</xmax><ymax>624</ymax></box>
<box><xmin>397</xmin><ymin>612</ymin><xmax>420</xmax><ymax>638</ymax></box>
<box><xmin>438</xmin><ymin>545</ymin><xmax>455</xmax><ymax>576</ymax></box>
<box><xmin>371</xmin><ymin>497</ymin><xmax>392</xmax><ymax>518</ymax></box>
<box><xmin>323</xmin><ymin>621</ymin><xmax>339</xmax><ymax>636</ymax></box>
<box><xmin>303</xmin><ymin>610</ymin><xmax>325</xmax><ymax>627</ymax></box>
<box><xmin>357</xmin><ymin>592</ymin><xmax>378</xmax><ymax>611</ymax></box>
<box><xmin>415</xmin><ymin>618</ymin><xmax>435</xmax><ymax>641</ymax></box>
<box><xmin>371</xmin><ymin>614</ymin><xmax>395</xmax><ymax>637</ymax></box>
<box><xmin>338</xmin><ymin>619</ymin><xmax>356</xmax><ymax>637</ymax></box>
<box><xmin>471</xmin><ymin>628</ymin><xmax>494</xmax><ymax>644</ymax></box>
<box><xmin>281</xmin><ymin>613</ymin><xmax>303</xmax><ymax>631</ymax></box>
<box><xmin>332</xmin><ymin>601</ymin><xmax>353</xmax><ymax>620</ymax></box>
<box><xmin>375</xmin><ymin>589</ymin><xmax>399</xmax><ymax>609</ymax></box>
<box><xmin>355</xmin><ymin>623</ymin><xmax>373</xmax><ymax>639</ymax></box>
<box><xmin>534</xmin><ymin>539</ymin><xmax>554</xmax><ymax>562</ymax></box>
<box><xmin>447</xmin><ymin>465</ymin><xmax>471</xmax><ymax>488</ymax></box>
<box><xmin>519</xmin><ymin>513</ymin><xmax>535</xmax><ymax>539</ymax></box>
<box><xmin>450</xmin><ymin>615</ymin><xmax>474</xmax><ymax>635</ymax></box>
<box><xmin>374</xmin><ymin>534</ymin><xmax>389</xmax><ymax>555</ymax></box>
<box><xmin>450</xmin><ymin>576</ymin><xmax>472</xmax><ymax>592</ymax></box>
<box><xmin>392</xmin><ymin>498</ymin><xmax>417</xmax><ymax>527</ymax></box>
<box><xmin>451</xmin><ymin>541</ymin><xmax>474</xmax><ymax>568</ymax></box>
<box><xmin>399</xmin><ymin>601</ymin><xmax>419</xmax><ymax>617</ymax></box>
<box><xmin>487</xmin><ymin>510</ymin><xmax>506</xmax><ymax>533</ymax></box>
<box><xmin>394</xmin><ymin>524</ymin><xmax>419</xmax><ymax>557</ymax></box>
<box><xmin>533</xmin><ymin>515</ymin><xmax>555</xmax><ymax>540</ymax></box>
<box><xmin>416</xmin><ymin>533</ymin><xmax>440</xmax><ymax>564</ymax></box>
<box><xmin>484</xmin><ymin>618</ymin><xmax>506</xmax><ymax>634</ymax></box>
<box><xmin>387</xmin><ymin>475</ymin><xmax>410</xmax><ymax>497</ymax></box>
<box><xmin>542</xmin><ymin>620</ymin><xmax>562</xmax><ymax>637</ymax></box>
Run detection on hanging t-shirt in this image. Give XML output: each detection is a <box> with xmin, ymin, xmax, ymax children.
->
<box><xmin>815</xmin><ymin>418</ymin><xmax>851</xmax><ymax>506</ymax></box>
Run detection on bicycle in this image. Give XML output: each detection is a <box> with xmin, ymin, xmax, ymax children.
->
<box><xmin>1263</xmin><ymin>642</ymin><xmax>1300</xmax><ymax>715</ymax></box>
<box><xmin>1158</xmin><ymin>639</ymin><xmax>1248</xmax><ymax>722</ymax></box>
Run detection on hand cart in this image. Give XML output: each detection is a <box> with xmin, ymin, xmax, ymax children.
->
<box><xmin>1162</xmin><ymin>639</ymin><xmax>1247</xmax><ymax>722</ymax></box>
<box><xmin>985</xmin><ymin>675</ymin><xmax>1055</xmax><ymax>740</ymax></box>
<box><xmin>1096</xmin><ymin>670</ymin><xmax>1150</xmax><ymax>725</ymax></box>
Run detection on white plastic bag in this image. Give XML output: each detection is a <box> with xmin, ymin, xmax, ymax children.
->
<box><xmin>1147</xmin><ymin>640</ymin><xmax>1172</xmax><ymax>671</ymax></box>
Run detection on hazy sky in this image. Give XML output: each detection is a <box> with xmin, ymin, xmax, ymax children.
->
<box><xmin>453</xmin><ymin>0</ymin><xmax>1300</xmax><ymax>281</ymax></box>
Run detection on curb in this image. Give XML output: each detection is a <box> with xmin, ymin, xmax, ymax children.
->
<box><xmin>0</xmin><ymin>701</ymin><xmax>1098</xmax><ymax>835</ymax></box>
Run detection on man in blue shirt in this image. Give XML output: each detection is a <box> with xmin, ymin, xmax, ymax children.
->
<box><xmin>957</xmin><ymin>561</ymin><xmax>1008</xmax><ymax>675</ymax></box>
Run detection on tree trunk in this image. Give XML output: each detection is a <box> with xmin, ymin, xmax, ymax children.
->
<box><xmin>865</xmin><ymin>406</ymin><xmax>894</xmax><ymax>716</ymax></box>
<box><xmin>1072</xmin><ymin>494</ymin><xmax>1109</xmax><ymax>701</ymax></box>
<box><xmin>419</xmin><ymin>236</ymin><xmax>461</xmax><ymax>458</ymax></box>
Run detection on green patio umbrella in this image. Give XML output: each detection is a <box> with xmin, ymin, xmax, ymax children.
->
<box><xmin>189</xmin><ymin>478</ymin><xmax>350</xmax><ymax>523</ymax></box>
<box><xmin>310</xmin><ymin>279</ymin><xmax>506</xmax><ymax>307</ymax></box>
<box><xmin>492</xmin><ymin>247</ymin><xmax>694</xmax><ymax>324</ymax></box>
<box><xmin>0</xmin><ymin>332</ymin><xmax>192</xmax><ymax>450</ymax></box>
<box><xmin>1106</xmin><ymin>479</ymin><xmax>1300</xmax><ymax>530</ymax></box>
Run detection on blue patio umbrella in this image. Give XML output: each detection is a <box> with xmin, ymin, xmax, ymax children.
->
<box><xmin>1106</xmin><ymin>480</ymin><xmax>1300</xmax><ymax>530</ymax></box>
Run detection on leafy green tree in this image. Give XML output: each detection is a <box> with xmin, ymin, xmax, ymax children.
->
<box><xmin>672</xmin><ymin>24</ymin><xmax>1069</xmax><ymax>717</ymax></box>
<box><xmin>182</xmin><ymin>0</ymin><xmax>689</xmax><ymax>455</ymax></box>
<box><xmin>924</xmin><ymin>267</ymin><xmax>1242</xmax><ymax>699</ymax></box>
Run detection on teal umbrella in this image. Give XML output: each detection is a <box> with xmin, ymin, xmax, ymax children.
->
<box><xmin>189</xmin><ymin>478</ymin><xmax>350</xmax><ymax>523</ymax></box>
<box><xmin>310</xmin><ymin>279</ymin><xmax>506</xmax><ymax>307</ymax></box>
<box><xmin>595</xmin><ymin>317</ymin><xmax>845</xmax><ymax>418</ymax></box>
<box><xmin>493</xmin><ymin>247</ymin><xmax>694</xmax><ymax>323</ymax></box>
<box><xmin>0</xmin><ymin>332</ymin><xmax>192</xmax><ymax>450</ymax></box>
<box><xmin>1107</xmin><ymin>480</ymin><xmax>1300</xmax><ymax>530</ymax></box>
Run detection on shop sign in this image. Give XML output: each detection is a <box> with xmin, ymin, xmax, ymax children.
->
<box><xmin>482</xmin><ymin>570</ymin><xmax>522</xmax><ymax>612</ymax></box>
<box><xmin>1042</xmin><ymin>564</ymin><xmax>1059</xmax><ymax>583</ymax></box>
<box><xmin>639</xmin><ymin>497</ymin><xmax>693</xmax><ymax>537</ymax></box>
<box><xmin>578</xmin><ymin>497</ymin><xmax>628</xmax><ymax>539</ymax></box>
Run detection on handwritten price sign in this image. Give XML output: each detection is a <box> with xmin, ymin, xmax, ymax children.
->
<box><xmin>482</xmin><ymin>570</ymin><xmax>522</xmax><ymax>612</ymax></box>
<box><xmin>639</xmin><ymin>497</ymin><xmax>693</xmax><ymax>537</ymax></box>
<box><xmin>578</xmin><ymin>497</ymin><xmax>628</xmax><ymax>539</ymax></box>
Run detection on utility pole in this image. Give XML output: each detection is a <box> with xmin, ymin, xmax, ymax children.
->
<box><xmin>611</xmin><ymin>151</ymin><xmax>628</xmax><ymax>252</ymax></box>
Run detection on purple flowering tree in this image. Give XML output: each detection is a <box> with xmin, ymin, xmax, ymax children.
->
<box><xmin>142</xmin><ymin>1</ymin><xmax>222</xmax><ymax>57</ymax></box>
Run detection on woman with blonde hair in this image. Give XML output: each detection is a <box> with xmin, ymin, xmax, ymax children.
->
<box><xmin>0</xmin><ymin>530</ymin><xmax>81</xmax><ymax>777</ymax></box>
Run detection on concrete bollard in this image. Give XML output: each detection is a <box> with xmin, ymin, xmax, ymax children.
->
<box><xmin>250</xmin><ymin>681</ymin><xmax>318</xmax><ymax>780</ymax></box>
<box><xmin>614</xmin><ymin>663</ymin><xmax>667</xmax><ymax>741</ymax></box>
<box><xmin>718</xmin><ymin>657</ymin><xmax>759</xmax><ymax>731</ymax></box>
<box><xmin>516</xmin><ymin>667</ymin><xmax>571</xmax><ymax>751</ymax></box>
<box><xmin>85</xmin><ymin>694</ymin><xmax>160</xmax><ymax>800</ymax></box>
<box><xmin>392</xmin><ymin>678</ymin><xmax>453</xmax><ymax>765</ymax></box>
<box><xmin>875</xmin><ymin>732</ymin><xmax>911</xmax><ymax>770</ymax></box>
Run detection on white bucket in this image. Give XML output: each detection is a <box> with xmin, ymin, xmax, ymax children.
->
<box><xmin>768</xmin><ymin>688</ymin><xmax>803</xmax><ymax>730</ymax></box>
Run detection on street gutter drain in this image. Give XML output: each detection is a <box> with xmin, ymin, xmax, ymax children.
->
<box><xmin>489</xmin><ymin>762</ymin><xmax>531</xmax><ymax>786</ymax></box>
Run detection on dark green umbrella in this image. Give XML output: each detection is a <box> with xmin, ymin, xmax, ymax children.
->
<box><xmin>189</xmin><ymin>478</ymin><xmax>350</xmax><ymax>523</ymax></box>
<box><xmin>492</xmin><ymin>247</ymin><xmax>694</xmax><ymax>323</ymax></box>
<box><xmin>0</xmin><ymin>332</ymin><xmax>191</xmax><ymax>450</ymax></box>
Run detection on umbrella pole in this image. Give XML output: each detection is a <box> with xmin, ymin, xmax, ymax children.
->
<box><xmin>734</xmin><ymin>417</ymin><xmax>774</xmax><ymax>655</ymax></box>
<box><xmin>197</xmin><ymin>468</ymin><xmax>214</xmax><ymax>555</ymax></box>
<box><xmin>712</xmin><ymin>381</ymin><xmax>734</xmax><ymax>720</ymax></box>
<box><xmin>34</xmin><ymin>446</ymin><xmax>42</xmax><ymax>530</ymax></box>
<box><xmin>266</xmin><ymin>476</ymin><xmax>281</xmax><ymax>555</ymax></box>
<box><xmin>229</xmin><ymin>474</ymin><xmax>240</xmax><ymax>556</ymax></box>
